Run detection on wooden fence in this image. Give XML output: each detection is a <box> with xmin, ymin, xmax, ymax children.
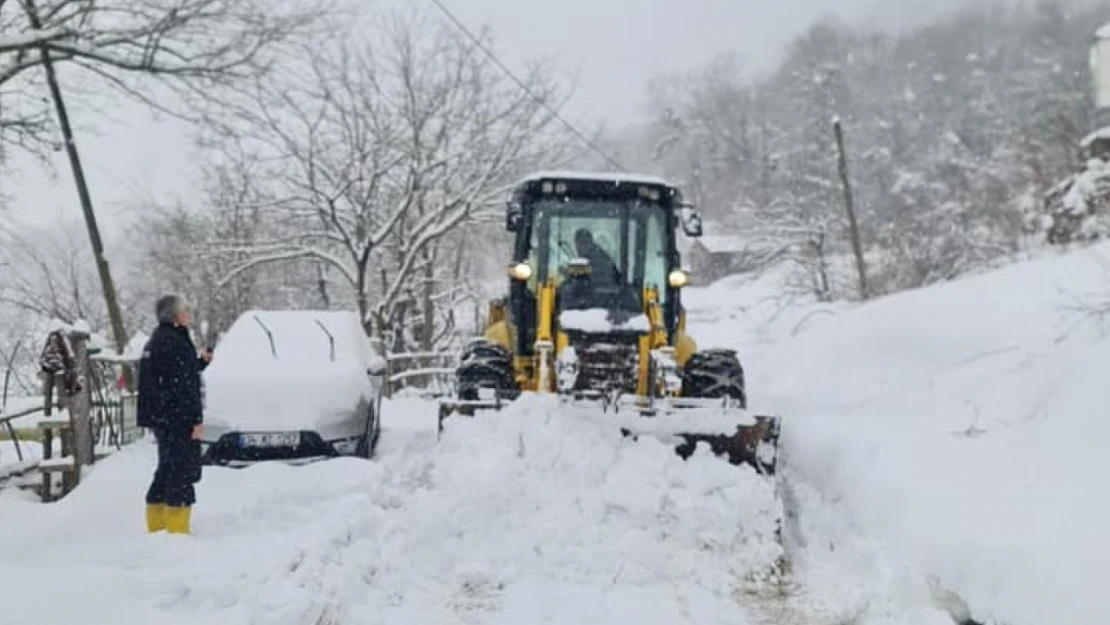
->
<box><xmin>0</xmin><ymin>329</ymin><xmax>139</xmax><ymax>500</ymax></box>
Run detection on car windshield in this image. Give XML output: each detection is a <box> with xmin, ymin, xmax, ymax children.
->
<box><xmin>527</xmin><ymin>198</ymin><xmax>670</xmax><ymax>303</ymax></box>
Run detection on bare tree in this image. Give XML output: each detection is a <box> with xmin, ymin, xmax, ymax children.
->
<box><xmin>0</xmin><ymin>218</ymin><xmax>107</xmax><ymax>327</ymax></box>
<box><xmin>204</xmin><ymin>8</ymin><xmax>575</xmax><ymax>349</ymax></box>
<box><xmin>0</xmin><ymin>0</ymin><xmax>329</xmax><ymax>156</ymax></box>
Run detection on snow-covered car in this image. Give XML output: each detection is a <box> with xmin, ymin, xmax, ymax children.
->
<box><xmin>198</xmin><ymin>310</ymin><xmax>385</xmax><ymax>466</ymax></box>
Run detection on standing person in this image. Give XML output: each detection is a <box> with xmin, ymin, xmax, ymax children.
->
<box><xmin>136</xmin><ymin>294</ymin><xmax>213</xmax><ymax>534</ymax></box>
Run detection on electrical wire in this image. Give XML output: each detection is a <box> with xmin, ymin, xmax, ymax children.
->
<box><xmin>425</xmin><ymin>0</ymin><xmax>627</xmax><ymax>172</ymax></box>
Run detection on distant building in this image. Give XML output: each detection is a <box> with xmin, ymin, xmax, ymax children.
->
<box><xmin>684</xmin><ymin>236</ymin><xmax>750</xmax><ymax>284</ymax></box>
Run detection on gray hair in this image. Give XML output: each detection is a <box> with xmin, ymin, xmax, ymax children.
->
<box><xmin>156</xmin><ymin>294</ymin><xmax>189</xmax><ymax>324</ymax></box>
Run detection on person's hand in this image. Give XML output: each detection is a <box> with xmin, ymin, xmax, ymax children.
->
<box><xmin>191</xmin><ymin>424</ymin><xmax>204</xmax><ymax>440</ymax></box>
<box><xmin>199</xmin><ymin>347</ymin><xmax>213</xmax><ymax>363</ymax></box>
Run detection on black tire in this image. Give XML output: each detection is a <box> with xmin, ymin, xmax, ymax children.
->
<box><xmin>681</xmin><ymin>348</ymin><xmax>747</xmax><ymax>409</ymax></box>
<box><xmin>455</xmin><ymin>338</ymin><xmax>516</xmax><ymax>401</ymax></box>
<box><xmin>355</xmin><ymin>404</ymin><xmax>380</xmax><ymax>459</ymax></box>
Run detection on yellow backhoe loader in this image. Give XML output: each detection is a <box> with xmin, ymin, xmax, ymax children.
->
<box><xmin>438</xmin><ymin>171</ymin><xmax>781</xmax><ymax>481</ymax></box>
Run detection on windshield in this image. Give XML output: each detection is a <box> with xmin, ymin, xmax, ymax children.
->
<box><xmin>526</xmin><ymin>198</ymin><xmax>670</xmax><ymax>303</ymax></box>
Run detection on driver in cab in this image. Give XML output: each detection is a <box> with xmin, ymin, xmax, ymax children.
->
<box><xmin>572</xmin><ymin>228</ymin><xmax>620</xmax><ymax>286</ymax></box>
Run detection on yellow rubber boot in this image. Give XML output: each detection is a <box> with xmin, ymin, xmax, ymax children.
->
<box><xmin>164</xmin><ymin>506</ymin><xmax>192</xmax><ymax>535</ymax></box>
<box><xmin>146</xmin><ymin>504</ymin><xmax>167</xmax><ymax>533</ymax></box>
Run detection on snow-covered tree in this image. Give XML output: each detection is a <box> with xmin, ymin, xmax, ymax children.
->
<box><xmin>641</xmin><ymin>0</ymin><xmax>1110</xmax><ymax>297</ymax></box>
<box><xmin>0</xmin><ymin>0</ymin><xmax>325</xmax><ymax>161</ymax></box>
<box><xmin>199</xmin><ymin>8</ymin><xmax>575</xmax><ymax>351</ymax></box>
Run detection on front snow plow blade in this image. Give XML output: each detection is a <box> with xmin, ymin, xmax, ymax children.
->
<box><xmin>438</xmin><ymin>392</ymin><xmax>781</xmax><ymax>478</ymax></box>
<box><xmin>618</xmin><ymin>402</ymin><xmax>781</xmax><ymax>476</ymax></box>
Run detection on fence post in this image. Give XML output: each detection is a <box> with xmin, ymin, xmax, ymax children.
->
<box><xmin>68</xmin><ymin>329</ymin><xmax>93</xmax><ymax>483</ymax></box>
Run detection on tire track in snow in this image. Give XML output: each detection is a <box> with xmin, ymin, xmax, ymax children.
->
<box><xmin>752</xmin><ymin>466</ymin><xmax>986</xmax><ymax>625</ymax></box>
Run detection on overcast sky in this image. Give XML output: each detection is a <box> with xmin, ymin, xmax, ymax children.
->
<box><xmin>3</xmin><ymin>0</ymin><xmax>1030</xmax><ymax>234</ymax></box>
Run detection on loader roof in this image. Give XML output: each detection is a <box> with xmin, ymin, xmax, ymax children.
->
<box><xmin>516</xmin><ymin>170</ymin><xmax>675</xmax><ymax>188</ymax></box>
<box><xmin>511</xmin><ymin>170</ymin><xmax>683</xmax><ymax>207</ymax></box>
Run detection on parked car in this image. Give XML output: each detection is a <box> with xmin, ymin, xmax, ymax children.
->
<box><xmin>198</xmin><ymin>310</ymin><xmax>385</xmax><ymax>466</ymax></box>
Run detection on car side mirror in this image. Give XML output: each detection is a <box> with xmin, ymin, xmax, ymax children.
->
<box><xmin>367</xmin><ymin>364</ymin><xmax>387</xmax><ymax>377</ymax></box>
<box><xmin>679</xmin><ymin>202</ymin><xmax>703</xmax><ymax>238</ymax></box>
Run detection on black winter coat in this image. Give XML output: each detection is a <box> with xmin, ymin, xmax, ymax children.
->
<box><xmin>136</xmin><ymin>322</ymin><xmax>209</xmax><ymax>431</ymax></box>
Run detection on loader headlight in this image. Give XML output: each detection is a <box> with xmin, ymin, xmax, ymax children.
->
<box><xmin>508</xmin><ymin>262</ymin><xmax>533</xmax><ymax>280</ymax></box>
<box><xmin>667</xmin><ymin>269</ymin><xmax>690</xmax><ymax>288</ymax></box>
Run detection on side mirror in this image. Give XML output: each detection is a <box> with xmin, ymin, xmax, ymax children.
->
<box><xmin>367</xmin><ymin>362</ymin><xmax>387</xmax><ymax>377</ymax></box>
<box><xmin>679</xmin><ymin>202</ymin><xmax>703</xmax><ymax>238</ymax></box>
<box><xmin>506</xmin><ymin>200</ymin><xmax>523</xmax><ymax>232</ymax></box>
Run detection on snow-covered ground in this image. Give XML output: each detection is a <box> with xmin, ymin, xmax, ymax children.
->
<box><xmin>2</xmin><ymin>242</ymin><xmax>1107</xmax><ymax>625</ymax></box>
<box><xmin>0</xmin><ymin>395</ymin><xmax>793</xmax><ymax>625</ymax></box>
<box><xmin>688</xmin><ymin>243</ymin><xmax>1110</xmax><ymax>625</ymax></box>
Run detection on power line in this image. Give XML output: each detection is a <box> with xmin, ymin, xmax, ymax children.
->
<box><xmin>425</xmin><ymin>0</ymin><xmax>626</xmax><ymax>172</ymax></box>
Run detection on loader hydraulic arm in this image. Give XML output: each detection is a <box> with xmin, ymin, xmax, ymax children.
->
<box><xmin>636</xmin><ymin>287</ymin><xmax>672</xmax><ymax>397</ymax></box>
<box><xmin>532</xmin><ymin>280</ymin><xmax>558</xmax><ymax>393</ymax></box>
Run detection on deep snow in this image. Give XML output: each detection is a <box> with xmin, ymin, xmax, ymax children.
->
<box><xmin>2</xmin><ymin>242</ymin><xmax>1107</xmax><ymax>625</ymax></box>
<box><xmin>690</xmin><ymin>243</ymin><xmax>1110</xmax><ymax>625</ymax></box>
<box><xmin>0</xmin><ymin>395</ymin><xmax>792</xmax><ymax>625</ymax></box>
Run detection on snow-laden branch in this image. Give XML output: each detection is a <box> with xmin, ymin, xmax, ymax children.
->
<box><xmin>0</xmin><ymin>27</ymin><xmax>71</xmax><ymax>53</ymax></box>
<box><xmin>198</xmin><ymin>7</ymin><xmax>575</xmax><ymax>349</ymax></box>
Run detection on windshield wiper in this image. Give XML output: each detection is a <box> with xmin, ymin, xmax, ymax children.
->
<box><xmin>314</xmin><ymin>318</ymin><xmax>336</xmax><ymax>362</ymax></box>
<box><xmin>252</xmin><ymin>315</ymin><xmax>278</xmax><ymax>358</ymax></box>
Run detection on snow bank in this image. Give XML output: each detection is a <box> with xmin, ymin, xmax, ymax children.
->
<box><xmin>0</xmin><ymin>394</ymin><xmax>786</xmax><ymax>625</ymax></box>
<box><xmin>731</xmin><ymin>242</ymin><xmax>1110</xmax><ymax>625</ymax></box>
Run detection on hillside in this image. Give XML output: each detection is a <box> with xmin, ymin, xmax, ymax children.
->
<box><xmin>687</xmin><ymin>242</ymin><xmax>1110</xmax><ymax>625</ymax></box>
<box><xmin>1</xmin><ymin>243</ymin><xmax>1107</xmax><ymax>625</ymax></box>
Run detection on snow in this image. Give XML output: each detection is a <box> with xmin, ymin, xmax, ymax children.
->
<box><xmin>203</xmin><ymin>310</ymin><xmax>382</xmax><ymax>432</ymax></box>
<box><xmin>3</xmin><ymin>242</ymin><xmax>1109</xmax><ymax>624</ymax></box>
<box><xmin>0</xmin><ymin>395</ymin><xmax>786</xmax><ymax>625</ymax></box>
<box><xmin>693</xmin><ymin>235</ymin><xmax>749</xmax><ymax>254</ymax></box>
<box><xmin>0</xmin><ymin>28</ymin><xmax>71</xmax><ymax>52</ymax></box>
<box><xmin>1097</xmin><ymin>22</ymin><xmax>1110</xmax><ymax>39</ymax></box>
<box><xmin>1078</xmin><ymin>125</ymin><xmax>1110</xmax><ymax>149</ymax></box>
<box><xmin>691</xmin><ymin>244</ymin><xmax>1110</xmax><ymax>625</ymax></box>
<box><xmin>92</xmin><ymin>330</ymin><xmax>149</xmax><ymax>363</ymax></box>
<box><xmin>559</xmin><ymin>308</ymin><xmax>651</xmax><ymax>333</ymax></box>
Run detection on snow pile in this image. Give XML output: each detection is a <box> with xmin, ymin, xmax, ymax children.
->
<box><xmin>724</xmin><ymin>242</ymin><xmax>1110</xmax><ymax>625</ymax></box>
<box><xmin>203</xmin><ymin>310</ymin><xmax>381</xmax><ymax>431</ymax></box>
<box><xmin>0</xmin><ymin>394</ymin><xmax>786</xmax><ymax>625</ymax></box>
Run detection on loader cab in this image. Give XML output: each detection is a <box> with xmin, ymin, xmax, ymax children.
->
<box><xmin>503</xmin><ymin>172</ymin><xmax>702</xmax><ymax>357</ymax></box>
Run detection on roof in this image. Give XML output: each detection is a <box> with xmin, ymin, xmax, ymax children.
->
<box><xmin>1080</xmin><ymin>126</ymin><xmax>1110</xmax><ymax>149</ymax></box>
<box><xmin>516</xmin><ymin>170</ymin><xmax>674</xmax><ymax>189</ymax></box>
<box><xmin>694</xmin><ymin>236</ymin><xmax>750</xmax><ymax>254</ymax></box>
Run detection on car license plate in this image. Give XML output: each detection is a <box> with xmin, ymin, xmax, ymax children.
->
<box><xmin>239</xmin><ymin>432</ymin><xmax>300</xmax><ymax>448</ymax></box>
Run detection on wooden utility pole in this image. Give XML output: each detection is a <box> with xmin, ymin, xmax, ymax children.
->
<box><xmin>26</xmin><ymin>0</ymin><xmax>133</xmax><ymax>389</ymax></box>
<box><xmin>833</xmin><ymin>117</ymin><xmax>870</xmax><ymax>300</ymax></box>
<box><xmin>68</xmin><ymin>329</ymin><xmax>93</xmax><ymax>479</ymax></box>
